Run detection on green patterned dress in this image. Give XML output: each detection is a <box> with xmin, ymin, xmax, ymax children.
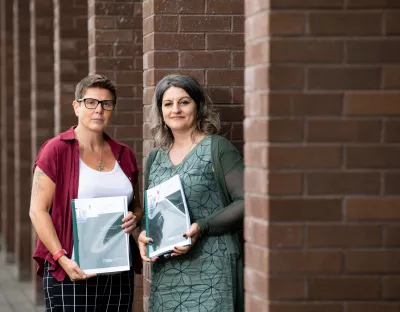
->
<box><xmin>147</xmin><ymin>136</ymin><xmax>238</xmax><ymax>312</ymax></box>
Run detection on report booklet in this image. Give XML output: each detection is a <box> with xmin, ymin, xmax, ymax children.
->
<box><xmin>71</xmin><ymin>196</ymin><xmax>130</xmax><ymax>274</ymax></box>
<box><xmin>144</xmin><ymin>175</ymin><xmax>191</xmax><ymax>258</ymax></box>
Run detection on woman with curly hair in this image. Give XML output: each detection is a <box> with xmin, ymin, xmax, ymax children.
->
<box><xmin>138</xmin><ymin>74</ymin><xmax>244</xmax><ymax>312</ymax></box>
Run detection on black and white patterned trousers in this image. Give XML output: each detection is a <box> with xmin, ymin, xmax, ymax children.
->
<box><xmin>43</xmin><ymin>262</ymin><xmax>134</xmax><ymax>312</ymax></box>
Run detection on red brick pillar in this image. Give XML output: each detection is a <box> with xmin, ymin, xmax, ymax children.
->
<box><xmin>13</xmin><ymin>0</ymin><xmax>32</xmax><ymax>281</ymax></box>
<box><xmin>88</xmin><ymin>1</ymin><xmax>143</xmax><ymax>311</ymax></box>
<box><xmin>0</xmin><ymin>0</ymin><xmax>4</xmax><ymax>250</ymax></box>
<box><xmin>54</xmin><ymin>0</ymin><xmax>88</xmax><ymax>134</ymax></box>
<box><xmin>143</xmin><ymin>0</ymin><xmax>244</xmax><ymax>147</ymax></box>
<box><xmin>0</xmin><ymin>0</ymin><xmax>15</xmax><ymax>264</ymax></box>
<box><xmin>31</xmin><ymin>0</ymin><xmax>55</xmax><ymax>155</ymax></box>
<box><xmin>88</xmin><ymin>0</ymin><xmax>143</xmax><ymax>155</ymax></box>
<box><xmin>245</xmin><ymin>1</ymin><xmax>400</xmax><ymax>311</ymax></box>
<box><xmin>30</xmin><ymin>0</ymin><xmax>54</xmax><ymax>304</ymax></box>
<box><xmin>243</xmin><ymin>1</ymin><xmax>268</xmax><ymax>308</ymax></box>
<box><xmin>142</xmin><ymin>0</ymin><xmax>244</xmax><ymax>310</ymax></box>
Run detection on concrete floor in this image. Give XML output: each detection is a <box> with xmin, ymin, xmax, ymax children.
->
<box><xmin>0</xmin><ymin>259</ymin><xmax>43</xmax><ymax>312</ymax></box>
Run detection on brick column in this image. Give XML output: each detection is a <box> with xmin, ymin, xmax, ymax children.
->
<box><xmin>245</xmin><ymin>1</ymin><xmax>400</xmax><ymax>311</ymax></box>
<box><xmin>142</xmin><ymin>0</ymin><xmax>244</xmax><ymax>310</ymax></box>
<box><xmin>88</xmin><ymin>0</ymin><xmax>143</xmax><ymax>156</ymax></box>
<box><xmin>0</xmin><ymin>0</ymin><xmax>15</xmax><ymax>264</ymax></box>
<box><xmin>54</xmin><ymin>0</ymin><xmax>88</xmax><ymax>134</ymax></box>
<box><xmin>88</xmin><ymin>1</ymin><xmax>143</xmax><ymax>311</ymax></box>
<box><xmin>243</xmin><ymin>0</ymin><xmax>268</xmax><ymax>308</ymax></box>
<box><xmin>13</xmin><ymin>0</ymin><xmax>32</xmax><ymax>281</ymax></box>
<box><xmin>30</xmin><ymin>0</ymin><xmax>54</xmax><ymax>304</ymax></box>
<box><xmin>0</xmin><ymin>0</ymin><xmax>4</xmax><ymax>249</ymax></box>
<box><xmin>143</xmin><ymin>0</ymin><xmax>244</xmax><ymax>149</ymax></box>
<box><xmin>31</xmin><ymin>0</ymin><xmax>55</xmax><ymax>158</ymax></box>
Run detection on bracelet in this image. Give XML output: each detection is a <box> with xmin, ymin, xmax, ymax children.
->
<box><xmin>52</xmin><ymin>249</ymin><xmax>67</xmax><ymax>262</ymax></box>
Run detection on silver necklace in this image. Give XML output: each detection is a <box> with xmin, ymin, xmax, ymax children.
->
<box><xmin>98</xmin><ymin>141</ymin><xmax>105</xmax><ymax>171</ymax></box>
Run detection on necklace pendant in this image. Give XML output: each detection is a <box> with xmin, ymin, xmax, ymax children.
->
<box><xmin>98</xmin><ymin>161</ymin><xmax>105</xmax><ymax>171</ymax></box>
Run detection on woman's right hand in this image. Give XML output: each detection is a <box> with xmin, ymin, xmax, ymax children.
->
<box><xmin>58</xmin><ymin>256</ymin><xmax>96</xmax><ymax>281</ymax></box>
<box><xmin>138</xmin><ymin>230</ymin><xmax>158</xmax><ymax>262</ymax></box>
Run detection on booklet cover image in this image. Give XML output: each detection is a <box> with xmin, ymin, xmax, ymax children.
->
<box><xmin>145</xmin><ymin>175</ymin><xmax>191</xmax><ymax>258</ymax></box>
<box><xmin>72</xmin><ymin>196</ymin><xmax>130</xmax><ymax>274</ymax></box>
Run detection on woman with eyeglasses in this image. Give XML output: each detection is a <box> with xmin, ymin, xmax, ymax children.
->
<box><xmin>29</xmin><ymin>75</ymin><xmax>142</xmax><ymax>312</ymax></box>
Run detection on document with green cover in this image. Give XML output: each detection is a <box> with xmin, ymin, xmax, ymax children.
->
<box><xmin>144</xmin><ymin>175</ymin><xmax>191</xmax><ymax>258</ymax></box>
<box><xmin>71</xmin><ymin>196</ymin><xmax>130</xmax><ymax>274</ymax></box>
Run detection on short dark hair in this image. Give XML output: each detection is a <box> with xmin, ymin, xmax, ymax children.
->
<box><xmin>75</xmin><ymin>74</ymin><xmax>117</xmax><ymax>102</ymax></box>
<box><xmin>150</xmin><ymin>74</ymin><xmax>220</xmax><ymax>148</ymax></box>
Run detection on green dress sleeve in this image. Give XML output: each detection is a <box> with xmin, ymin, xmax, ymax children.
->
<box><xmin>196</xmin><ymin>136</ymin><xmax>244</xmax><ymax>236</ymax></box>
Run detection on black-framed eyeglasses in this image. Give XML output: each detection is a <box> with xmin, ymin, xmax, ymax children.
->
<box><xmin>77</xmin><ymin>98</ymin><xmax>116</xmax><ymax>111</ymax></box>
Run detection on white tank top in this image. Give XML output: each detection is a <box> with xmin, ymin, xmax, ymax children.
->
<box><xmin>73</xmin><ymin>159</ymin><xmax>134</xmax><ymax>265</ymax></box>
<box><xmin>77</xmin><ymin>159</ymin><xmax>134</xmax><ymax>203</ymax></box>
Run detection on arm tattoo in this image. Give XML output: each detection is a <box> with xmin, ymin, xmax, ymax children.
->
<box><xmin>32</xmin><ymin>169</ymin><xmax>46</xmax><ymax>198</ymax></box>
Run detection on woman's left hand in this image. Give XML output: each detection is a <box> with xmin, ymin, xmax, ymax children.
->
<box><xmin>171</xmin><ymin>223</ymin><xmax>200</xmax><ymax>257</ymax></box>
<box><xmin>122</xmin><ymin>211</ymin><xmax>138</xmax><ymax>235</ymax></box>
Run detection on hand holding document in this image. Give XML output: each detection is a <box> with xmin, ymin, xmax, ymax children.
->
<box><xmin>71</xmin><ymin>196</ymin><xmax>130</xmax><ymax>274</ymax></box>
<box><xmin>144</xmin><ymin>175</ymin><xmax>191</xmax><ymax>258</ymax></box>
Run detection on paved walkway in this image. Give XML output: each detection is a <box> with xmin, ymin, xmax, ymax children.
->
<box><xmin>0</xmin><ymin>260</ymin><xmax>44</xmax><ymax>312</ymax></box>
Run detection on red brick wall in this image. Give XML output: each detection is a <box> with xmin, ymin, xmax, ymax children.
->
<box><xmin>245</xmin><ymin>1</ymin><xmax>400</xmax><ymax>311</ymax></box>
<box><xmin>0</xmin><ymin>0</ymin><xmax>4</xmax><ymax>249</ymax></box>
<box><xmin>54</xmin><ymin>0</ymin><xmax>88</xmax><ymax>134</ymax></box>
<box><xmin>88</xmin><ymin>0</ymin><xmax>143</xmax><ymax>156</ymax></box>
<box><xmin>88</xmin><ymin>1</ymin><xmax>144</xmax><ymax>311</ymax></box>
<box><xmin>143</xmin><ymin>0</ymin><xmax>244</xmax><ymax>152</ymax></box>
<box><xmin>142</xmin><ymin>0</ymin><xmax>244</xmax><ymax>310</ymax></box>
<box><xmin>13</xmin><ymin>0</ymin><xmax>32</xmax><ymax>281</ymax></box>
<box><xmin>0</xmin><ymin>0</ymin><xmax>15</xmax><ymax>264</ymax></box>
<box><xmin>3</xmin><ymin>0</ymin><xmax>400</xmax><ymax>310</ymax></box>
<box><xmin>30</xmin><ymin>0</ymin><xmax>54</xmax><ymax>304</ymax></box>
<box><xmin>31</xmin><ymin>0</ymin><xmax>55</xmax><ymax>155</ymax></box>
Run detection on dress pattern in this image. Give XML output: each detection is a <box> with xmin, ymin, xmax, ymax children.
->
<box><xmin>148</xmin><ymin>136</ymin><xmax>237</xmax><ymax>312</ymax></box>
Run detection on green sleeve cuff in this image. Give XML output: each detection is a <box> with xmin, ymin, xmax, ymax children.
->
<box><xmin>195</xmin><ymin>218</ymin><xmax>210</xmax><ymax>237</ymax></box>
